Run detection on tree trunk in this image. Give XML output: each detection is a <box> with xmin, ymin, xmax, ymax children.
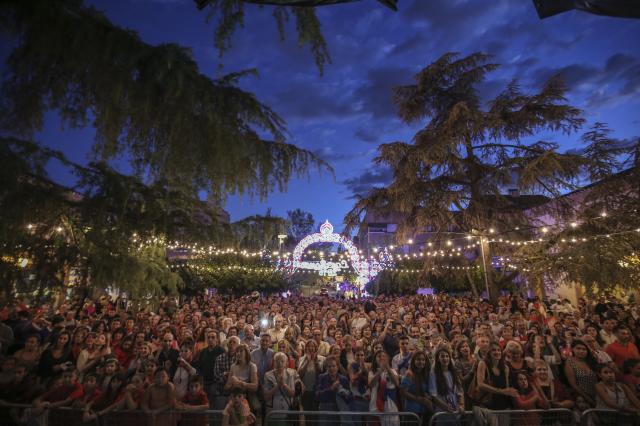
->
<box><xmin>465</xmin><ymin>270</ymin><xmax>480</xmax><ymax>300</ymax></box>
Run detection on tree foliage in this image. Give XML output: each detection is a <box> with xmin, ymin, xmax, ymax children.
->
<box><xmin>345</xmin><ymin>52</ymin><xmax>626</xmax><ymax>300</ymax></box>
<box><xmin>287</xmin><ymin>208</ymin><xmax>315</xmax><ymax>243</ymax></box>
<box><xmin>0</xmin><ymin>0</ymin><xmax>330</xmax><ymax>202</ymax></box>
<box><xmin>0</xmin><ymin>138</ymin><xmax>231</xmax><ymax>299</ymax></box>
<box><xmin>231</xmin><ymin>211</ymin><xmax>289</xmax><ymax>251</ymax></box>
<box><xmin>174</xmin><ymin>254</ymin><xmax>289</xmax><ymax>294</ymax></box>
<box><xmin>516</xmin><ymin>138</ymin><xmax>640</xmax><ymax>294</ymax></box>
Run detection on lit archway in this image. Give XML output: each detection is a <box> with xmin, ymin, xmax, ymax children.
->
<box><xmin>278</xmin><ymin>220</ymin><xmax>392</xmax><ymax>289</ymax></box>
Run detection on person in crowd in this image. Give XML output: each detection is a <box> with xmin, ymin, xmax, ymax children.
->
<box><xmin>12</xmin><ymin>334</ymin><xmax>41</xmax><ymax>372</ymax></box>
<box><xmin>391</xmin><ymin>335</ymin><xmax>412</xmax><ymax>376</ymax></box>
<box><xmin>33</xmin><ymin>369</ymin><xmax>83</xmax><ymax>415</ymax></box>
<box><xmin>531</xmin><ymin>359</ymin><xmax>573</xmax><ymax>409</ymax></box>
<box><xmin>622</xmin><ymin>358</ymin><xmax>640</xmax><ymax>397</ymax></box>
<box><xmin>368</xmin><ymin>350</ymin><xmax>400</xmax><ymax>425</ymax></box>
<box><xmin>222</xmin><ymin>388</ymin><xmax>255</xmax><ymax>426</ymax></box>
<box><xmin>564</xmin><ymin>339</ymin><xmax>598</xmax><ymax>406</ymax></box>
<box><xmin>315</xmin><ymin>355</ymin><xmax>351</xmax><ymax>420</ymax></box>
<box><xmin>194</xmin><ymin>329</ymin><xmax>224</xmax><ymax>398</ymax></box>
<box><xmin>37</xmin><ymin>330</ymin><xmax>73</xmax><ymax>382</ymax></box>
<box><xmin>511</xmin><ymin>371</ymin><xmax>545</xmax><ymax>425</ymax></box>
<box><xmin>226</xmin><ymin>343</ymin><xmax>260</xmax><ymax>425</ymax></box>
<box><xmin>298</xmin><ymin>338</ymin><xmax>324</xmax><ymax>411</ymax></box>
<box><xmin>173</xmin><ymin>342</ymin><xmax>197</xmax><ymax>399</ymax></box>
<box><xmin>212</xmin><ymin>335</ymin><xmax>240</xmax><ymax>409</ymax></box>
<box><xmin>400</xmin><ymin>350</ymin><xmax>432</xmax><ymax>424</ymax></box>
<box><xmin>243</xmin><ymin>325</ymin><xmax>259</xmax><ymax>351</ymax></box>
<box><xmin>605</xmin><ymin>325</ymin><xmax>640</xmax><ymax>370</ymax></box>
<box><xmin>429</xmin><ymin>348</ymin><xmax>463</xmax><ymax>413</ymax></box>
<box><xmin>82</xmin><ymin>372</ymin><xmax>127</xmax><ymax>421</ymax></box>
<box><xmin>141</xmin><ymin>368</ymin><xmax>177</xmax><ymax>426</ymax></box>
<box><xmin>475</xmin><ymin>342</ymin><xmax>517</xmax><ymax>409</ymax></box>
<box><xmin>595</xmin><ymin>363</ymin><xmax>640</xmax><ymax>412</ymax></box>
<box><xmin>264</xmin><ymin>352</ymin><xmax>299</xmax><ymax>423</ymax></box>
<box><xmin>157</xmin><ymin>332</ymin><xmax>180</xmax><ymax>378</ymax></box>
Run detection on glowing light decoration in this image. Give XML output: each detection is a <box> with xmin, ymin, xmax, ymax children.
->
<box><xmin>277</xmin><ymin>220</ymin><xmax>394</xmax><ymax>289</ymax></box>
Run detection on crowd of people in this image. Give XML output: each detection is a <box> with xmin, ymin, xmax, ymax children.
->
<box><xmin>1</xmin><ymin>291</ymin><xmax>640</xmax><ymax>425</ymax></box>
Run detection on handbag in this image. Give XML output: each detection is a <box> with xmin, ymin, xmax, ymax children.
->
<box><xmin>467</xmin><ymin>366</ymin><xmax>491</xmax><ymax>405</ymax></box>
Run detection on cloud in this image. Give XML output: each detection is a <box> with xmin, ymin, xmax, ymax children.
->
<box><xmin>529</xmin><ymin>53</ymin><xmax>640</xmax><ymax>107</ymax></box>
<box><xmin>354</xmin><ymin>127</ymin><xmax>379</xmax><ymax>143</ymax></box>
<box><xmin>352</xmin><ymin>66</ymin><xmax>416</xmax><ymax>119</ymax></box>
<box><xmin>312</xmin><ymin>146</ymin><xmax>359</xmax><ymax>163</ymax></box>
<box><xmin>342</xmin><ymin>166</ymin><xmax>393</xmax><ymax>199</ymax></box>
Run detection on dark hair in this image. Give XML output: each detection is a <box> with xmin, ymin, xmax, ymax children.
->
<box><xmin>189</xmin><ymin>374</ymin><xmax>204</xmax><ymax>386</ymax></box>
<box><xmin>623</xmin><ymin>358</ymin><xmax>640</xmax><ymax>375</ymax></box>
<box><xmin>408</xmin><ymin>351</ymin><xmax>430</xmax><ymax>397</ymax></box>
<box><xmin>484</xmin><ymin>342</ymin><xmax>506</xmax><ymax>372</ymax></box>
<box><xmin>434</xmin><ymin>348</ymin><xmax>460</xmax><ymax>398</ymax></box>
<box><xmin>371</xmin><ymin>350</ymin><xmax>388</xmax><ymax>372</ymax></box>
<box><xmin>571</xmin><ymin>339</ymin><xmax>598</xmax><ymax>370</ymax></box>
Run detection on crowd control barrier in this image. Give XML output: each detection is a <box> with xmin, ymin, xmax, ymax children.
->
<box><xmin>580</xmin><ymin>409</ymin><xmax>640</xmax><ymax>426</ymax></box>
<box><xmin>429</xmin><ymin>407</ymin><xmax>575</xmax><ymax>426</ymax></box>
<box><xmin>264</xmin><ymin>409</ymin><xmax>421</xmax><ymax>426</ymax></box>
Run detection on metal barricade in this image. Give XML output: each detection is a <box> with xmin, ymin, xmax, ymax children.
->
<box><xmin>265</xmin><ymin>409</ymin><xmax>421</xmax><ymax>426</ymax></box>
<box><xmin>580</xmin><ymin>409</ymin><xmax>640</xmax><ymax>426</ymax></box>
<box><xmin>0</xmin><ymin>405</ymin><xmax>223</xmax><ymax>426</ymax></box>
<box><xmin>429</xmin><ymin>408</ymin><xmax>575</xmax><ymax>426</ymax></box>
<box><xmin>100</xmin><ymin>409</ymin><xmax>224</xmax><ymax>426</ymax></box>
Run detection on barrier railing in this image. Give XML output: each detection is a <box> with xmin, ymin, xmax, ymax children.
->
<box><xmin>265</xmin><ymin>409</ymin><xmax>421</xmax><ymax>426</ymax></box>
<box><xmin>580</xmin><ymin>409</ymin><xmax>640</xmax><ymax>426</ymax></box>
<box><xmin>0</xmin><ymin>404</ymin><xmax>223</xmax><ymax>426</ymax></box>
<box><xmin>429</xmin><ymin>407</ymin><xmax>575</xmax><ymax>426</ymax></box>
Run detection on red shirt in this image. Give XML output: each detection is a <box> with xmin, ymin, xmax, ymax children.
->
<box><xmin>605</xmin><ymin>341</ymin><xmax>640</xmax><ymax>368</ymax></box>
<box><xmin>41</xmin><ymin>383</ymin><xmax>83</xmax><ymax>402</ymax></box>
<box><xmin>182</xmin><ymin>390</ymin><xmax>208</xmax><ymax>406</ymax></box>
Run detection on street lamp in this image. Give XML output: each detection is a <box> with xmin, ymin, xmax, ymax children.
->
<box><xmin>277</xmin><ymin>234</ymin><xmax>287</xmax><ymax>254</ymax></box>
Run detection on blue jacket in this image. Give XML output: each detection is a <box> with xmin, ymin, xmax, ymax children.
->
<box><xmin>315</xmin><ymin>372</ymin><xmax>351</xmax><ymax>403</ymax></box>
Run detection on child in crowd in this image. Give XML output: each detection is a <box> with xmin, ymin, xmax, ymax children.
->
<box><xmin>594</xmin><ymin>364</ymin><xmax>640</xmax><ymax>412</ymax></box>
<box><xmin>222</xmin><ymin>388</ymin><xmax>255</xmax><ymax>426</ymax></box>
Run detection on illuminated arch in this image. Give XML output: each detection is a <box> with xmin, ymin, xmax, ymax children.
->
<box><xmin>287</xmin><ymin>220</ymin><xmax>390</xmax><ymax>289</ymax></box>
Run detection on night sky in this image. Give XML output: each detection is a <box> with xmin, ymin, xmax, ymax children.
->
<box><xmin>33</xmin><ymin>0</ymin><xmax>640</xmax><ymax>232</ymax></box>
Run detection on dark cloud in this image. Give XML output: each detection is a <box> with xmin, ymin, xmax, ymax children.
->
<box><xmin>529</xmin><ymin>53</ymin><xmax>640</xmax><ymax>107</ymax></box>
<box><xmin>532</xmin><ymin>63</ymin><xmax>600</xmax><ymax>88</ymax></box>
<box><xmin>354</xmin><ymin>127</ymin><xmax>379</xmax><ymax>143</ymax></box>
<box><xmin>342</xmin><ymin>166</ymin><xmax>393</xmax><ymax>198</ymax></box>
<box><xmin>271</xmin><ymin>79</ymin><xmax>355</xmax><ymax>119</ymax></box>
<box><xmin>389</xmin><ymin>34</ymin><xmax>427</xmax><ymax>57</ymax></box>
<box><xmin>312</xmin><ymin>146</ymin><xmax>359</xmax><ymax>163</ymax></box>
<box><xmin>352</xmin><ymin>66</ymin><xmax>416</xmax><ymax>119</ymax></box>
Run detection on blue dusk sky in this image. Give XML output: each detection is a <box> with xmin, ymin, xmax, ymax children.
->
<box><xmin>27</xmin><ymin>0</ymin><xmax>640</xmax><ymax>231</ymax></box>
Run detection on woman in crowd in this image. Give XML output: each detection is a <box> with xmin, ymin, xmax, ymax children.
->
<box><xmin>226</xmin><ymin>343</ymin><xmax>260</xmax><ymax>425</ymax></box>
<box><xmin>475</xmin><ymin>342</ymin><xmax>518</xmax><ymax>409</ymax></box>
<box><xmin>264</xmin><ymin>352</ymin><xmax>298</xmax><ymax>424</ymax></box>
<box><xmin>532</xmin><ymin>359</ymin><xmax>573</xmax><ymax>409</ymax></box>
<box><xmin>13</xmin><ymin>334</ymin><xmax>42</xmax><ymax>372</ymax></box>
<box><xmin>595</xmin><ymin>364</ymin><xmax>640</xmax><ymax>412</ymax></box>
<box><xmin>564</xmin><ymin>339</ymin><xmax>598</xmax><ymax>406</ymax></box>
<box><xmin>315</xmin><ymin>355</ymin><xmax>351</xmax><ymax>423</ymax></box>
<box><xmin>368</xmin><ymin>350</ymin><xmax>400</xmax><ymax>425</ymax></box>
<box><xmin>429</xmin><ymin>348</ymin><xmax>463</xmax><ymax>413</ymax></box>
<box><xmin>174</xmin><ymin>342</ymin><xmax>198</xmax><ymax>399</ymax></box>
<box><xmin>298</xmin><ymin>339</ymin><xmax>324</xmax><ymax>411</ymax></box>
<box><xmin>511</xmin><ymin>371</ymin><xmax>545</xmax><ymax>426</ymax></box>
<box><xmin>348</xmin><ymin>347</ymin><xmax>371</xmax><ymax>422</ymax></box>
<box><xmin>400</xmin><ymin>350</ymin><xmax>432</xmax><ymax>424</ymax></box>
<box><xmin>37</xmin><ymin>330</ymin><xmax>73</xmax><ymax>382</ymax></box>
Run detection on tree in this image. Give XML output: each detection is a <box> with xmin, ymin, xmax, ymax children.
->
<box><xmin>0</xmin><ymin>0</ymin><xmax>330</xmax><ymax>202</ymax></box>
<box><xmin>287</xmin><ymin>208</ymin><xmax>315</xmax><ymax>243</ymax></box>
<box><xmin>231</xmin><ymin>211</ymin><xmax>289</xmax><ymax>251</ymax></box>
<box><xmin>196</xmin><ymin>0</ymin><xmax>399</xmax><ymax>74</ymax></box>
<box><xmin>0</xmin><ymin>138</ymin><xmax>228</xmax><ymax>300</ymax></box>
<box><xmin>516</xmin><ymin>132</ymin><xmax>639</xmax><ymax>295</ymax></box>
<box><xmin>344</xmin><ymin>52</ymin><xmax>621</xmax><ymax>302</ymax></box>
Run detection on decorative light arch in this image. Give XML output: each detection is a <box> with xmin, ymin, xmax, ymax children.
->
<box><xmin>280</xmin><ymin>220</ymin><xmax>392</xmax><ymax>289</ymax></box>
